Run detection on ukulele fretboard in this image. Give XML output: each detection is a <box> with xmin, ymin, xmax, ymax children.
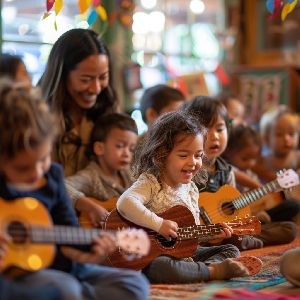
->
<box><xmin>232</xmin><ymin>180</ymin><xmax>280</xmax><ymax>210</ymax></box>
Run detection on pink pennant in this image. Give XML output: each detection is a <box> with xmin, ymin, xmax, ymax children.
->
<box><xmin>46</xmin><ymin>0</ymin><xmax>55</xmax><ymax>12</ymax></box>
<box><xmin>92</xmin><ymin>0</ymin><xmax>101</xmax><ymax>6</ymax></box>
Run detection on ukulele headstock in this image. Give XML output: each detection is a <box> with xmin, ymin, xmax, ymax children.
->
<box><xmin>116</xmin><ymin>228</ymin><xmax>150</xmax><ymax>260</ymax></box>
<box><xmin>277</xmin><ymin>169</ymin><xmax>299</xmax><ymax>190</ymax></box>
<box><xmin>228</xmin><ymin>216</ymin><xmax>261</xmax><ymax>236</ymax></box>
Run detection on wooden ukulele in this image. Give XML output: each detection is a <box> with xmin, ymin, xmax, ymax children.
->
<box><xmin>79</xmin><ymin>197</ymin><xmax>118</xmax><ymax>228</ymax></box>
<box><xmin>103</xmin><ymin>205</ymin><xmax>261</xmax><ymax>270</ymax></box>
<box><xmin>198</xmin><ymin>169</ymin><xmax>299</xmax><ymax>224</ymax></box>
<box><xmin>0</xmin><ymin>197</ymin><xmax>150</xmax><ymax>274</ymax></box>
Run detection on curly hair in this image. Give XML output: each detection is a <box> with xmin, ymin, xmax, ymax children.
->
<box><xmin>132</xmin><ymin>110</ymin><xmax>206</xmax><ymax>181</ymax></box>
<box><xmin>0</xmin><ymin>79</ymin><xmax>57</xmax><ymax>161</ymax></box>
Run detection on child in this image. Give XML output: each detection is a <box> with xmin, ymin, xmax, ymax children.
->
<box><xmin>183</xmin><ymin>96</ymin><xmax>270</xmax><ymax>250</ymax></box>
<box><xmin>65</xmin><ymin>113</ymin><xmax>138</xmax><ymax>227</ymax></box>
<box><xmin>0</xmin><ymin>53</ymin><xmax>31</xmax><ymax>85</ymax></box>
<box><xmin>39</xmin><ymin>29</ymin><xmax>119</xmax><ymax>177</ymax></box>
<box><xmin>140</xmin><ymin>84</ymin><xmax>185</xmax><ymax>125</ymax></box>
<box><xmin>256</xmin><ymin>106</ymin><xmax>300</xmax><ymax>179</ymax></box>
<box><xmin>117</xmin><ymin>110</ymin><xmax>261</xmax><ymax>284</ymax></box>
<box><xmin>217</xmin><ymin>92</ymin><xmax>245</xmax><ymax>128</ymax></box>
<box><xmin>0</xmin><ymin>233</ymin><xmax>62</xmax><ymax>300</ymax></box>
<box><xmin>254</xmin><ymin>106</ymin><xmax>300</xmax><ymax>215</ymax></box>
<box><xmin>222</xmin><ymin>124</ymin><xmax>297</xmax><ymax>246</ymax></box>
<box><xmin>0</xmin><ymin>81</ymin><xmax>149</xmax><ymax>300</ymax></box>
<box><xmin>280</xmin><ymin>247</ymin><xmax>300</xmax><ymax>287</ymax></box>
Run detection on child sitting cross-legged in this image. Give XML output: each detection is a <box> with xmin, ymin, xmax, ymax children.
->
<box><xmin>65</xmin><ymin>113</ymin><xmax>138</xmax><ymax>227</ymax></box>
<box><xmin>117</xmin><ymin>110</ymin><xmax>261</xmax><ymax>284</ymax></box>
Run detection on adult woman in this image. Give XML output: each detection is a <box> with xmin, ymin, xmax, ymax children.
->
<box><xmin>39</xmin><ymin>28</ymin><xmax>118</xmax><ymax>177</ymax></box>
<box><xmin>39</xmin><ymin>28</ymin><xmax>119</xmax><ymax>224</ymax></box>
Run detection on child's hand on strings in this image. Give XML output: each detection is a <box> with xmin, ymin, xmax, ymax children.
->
<box><xmin>159</xmin><ymin>219</ymin><xmax>178</xmax><ymax>241</ymax></box>
<box><xmin>209</xmin><ymin>222</ymin><xmax>233</xmax><ymax>244</ymax></box>
<box><xmin>76</xmin><ymin>196</ymin><xmax>109</xmax><ymax>227</ymax></box>
<box><xmin>61</xmin><ymin>232</ymin><xmax>116</xmax><ymax>264</ymax></box>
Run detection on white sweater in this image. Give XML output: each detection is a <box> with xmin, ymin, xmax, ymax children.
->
<box><xmin>117</xmin><ymin>173</ymin><xmax>200</xmax><ymax>232</ymax></box>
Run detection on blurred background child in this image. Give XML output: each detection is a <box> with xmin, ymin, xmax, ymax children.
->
<box><xmin>0</xmin><ymin>53</ymin><xmax>31</xmax><ymax>85</ymax></box>
<box><xmin>254</xmin><ymin>106</ymin><xmax>300</xmax><ymax>214</ymax></box>
<box><xmin>216</xmin><ymin>92</ymin><xmax>245</xmax><ymax>128</ymax></box>
<box><xmin>65</xmin><ymin>113</ymin><xmax>138</xmax><ymax>227</ymax></box>
<box><xmin>222</xmin><ymin>124</ymin><xmax>298</xmax><ymax>246</ymax></box>
<box><xmin>139</xmin><ymin>84</ymin><xmax>186</xmax><ymax>126</ymax></box>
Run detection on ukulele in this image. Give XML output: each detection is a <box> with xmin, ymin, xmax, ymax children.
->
<box><xmin>103</xmin><ymin>205</ymin><xmax>261</xmax><ymax>270</ymax></box>
<box><xmin>0</xmin><ymin>197</ymin><xmax>150</xmax><ymax>274</ymax></box>
<box><xmin>198</xmin><ymin>169</ymin><xmax>299</xmax><ymax>224</ymax></box>
<box><xmin>79</xmin><ymin>197</ymin><xmax>118</xmax><ymax>228</ymax></box>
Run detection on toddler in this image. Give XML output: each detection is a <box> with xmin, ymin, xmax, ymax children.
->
<box><xmin>117</xmin><ymin>110</ymin><xmax>261</xmax><ymax>283</ymax></box>
<box><xmin>65</xmin><ymin>113</ymin><xmax>138</xmax><ymax>226</ymax></box>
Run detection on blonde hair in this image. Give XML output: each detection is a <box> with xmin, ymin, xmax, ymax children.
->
<box><xmin>0</xmin><ymin>79</ymin><xmax>57</xmax><ymax>161</ymax></box>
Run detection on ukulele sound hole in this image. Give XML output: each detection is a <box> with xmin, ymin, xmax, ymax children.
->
<box><xmin>157</xmin><ymin>235</ymin><xmax>177</xmax><ymax>248</ymax></box>
<box><xmin>7</xmin><ymin>221</ymin><xmax>28</xmax><ymax>244</ymax></box>
<box><xmin>221</xmin><ymin>202</ymin><xmax>235</xmax><ymax>216</ymax></box>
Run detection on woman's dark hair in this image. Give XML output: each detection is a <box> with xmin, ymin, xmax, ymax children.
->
<box><xmin>0</xmin><ymin>54</ymin><xmax>23</xmax><ymax>80</ymax></box>
<box><xmin>132</xmin><ymin>110</ymin><xmax>206</xmax><ymax>180</ymax></box>
<box><xmin>182</xmin><ymin>96</ymin><xmax>230</xmax><ymax>129</ymax></box>
<box><xmin>39</xmin><ymin>28</ymin><xmax>118</xmax><ymax>131</ymax></box>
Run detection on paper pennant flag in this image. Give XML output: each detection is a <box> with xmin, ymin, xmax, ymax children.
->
<box><xmin>78</xmin><ymin>0</ymin><xmax>91</xmax><ymax>14</ymax></box>
<box><xmin>47</xmin><ymin>0</ymin><xmax>55</xmax><ymax>12</ymax></box>
<box><xmin>266</xmin><ymin>0</ymin><xmax>274</xmax><ymax>13</ymax></box>
<box><xmin>96</xmin><ymin>5</ymin><xmax>107</xmax><ymax>21</ymax></box>
<box><xmin>92</xmin><ymin>0</ymin><xmax>101</xmax><ymax>6</ymax></box>
<box><xmin>281</xmin><ymin>0</ymin><xmax>298</xmax><ymax>20</ymax></box>
<box><xmin>42</xmin><ymin>12</ymin><xmax>51</xmax><ymax>19</ymax></box>
<box><xmin>55</xmin><ymin>0</ymin><xmax>63</xmax><ymax>15</ymax></box>
<box><xmin>87</xmin><ymin>9</ymin><xmax>97</xmax><ymax>25</ymax></box>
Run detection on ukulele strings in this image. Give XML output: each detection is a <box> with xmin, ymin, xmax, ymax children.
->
<box><xmin>200</xmin><ymin>181</ymin><xmax>279</xmax><ymax>221</ymax></box>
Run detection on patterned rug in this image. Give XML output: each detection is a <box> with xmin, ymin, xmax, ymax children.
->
<box><xmin>150</xmin><ymin>237</ymin><xmax>300</xmax><ymax>300</ymax></box>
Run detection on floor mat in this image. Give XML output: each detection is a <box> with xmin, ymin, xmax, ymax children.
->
<box><xmin>150</xmin><ymin>237</ymin><xmax>300</xmax><ymax>299</ymax></box>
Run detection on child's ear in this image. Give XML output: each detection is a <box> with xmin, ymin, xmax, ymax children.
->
<box><xmin>146</xmin><ymin>108</ymin><xmax>159</xmax><ymax>124</ymax></box>
<box><xmin>93</xmin><ymin>141</ymin><xmax>105</xmax><ymax>156</ymax></box>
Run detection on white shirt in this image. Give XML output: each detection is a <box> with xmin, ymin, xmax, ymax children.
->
<box><xmin>117</xmin><ymin>173</ymin><xmax>200</xmax><ymax>232</ymax></box>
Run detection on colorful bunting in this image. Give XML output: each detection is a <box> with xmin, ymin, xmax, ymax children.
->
<box><xmin>266</xmin><ymin>0</ymin><xmax>299</xmax><ymax>21</ymax></box>
<box><xmin>42</xmin><ymin>0</ymin><xmax>133</xmax><ymax>31</ymax></box>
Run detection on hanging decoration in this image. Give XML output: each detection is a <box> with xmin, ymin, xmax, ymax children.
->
<box><xmin>42</xmin><ymin>0</ymin><xmax>134</xmax><ymax>31</ymax></box>
<box><xmin>266</xmin><ymin>0</ymin><xmax>299</xmax><ymax>21</ymax></box>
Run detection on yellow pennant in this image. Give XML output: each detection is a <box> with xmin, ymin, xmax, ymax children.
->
<box><xmin>78</xmin><ymin>0</ymin><xmax>91</xmax><ymax>14</ymax></box>
<box><xmin>281</xmin><ymin>0</ymin><xmax>298</xmax><ymax>21</ymax></box>
<box><xmin>55</xmin><ymin>0</ymin><xmax>63</xmax><ymax>15</ymax></box>
<box><xmin>96</xmin><ymin>5</ymin><xmax>107</xmax><ymax>21</ymax></box>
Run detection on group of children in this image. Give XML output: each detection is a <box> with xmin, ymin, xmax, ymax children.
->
<box><xmin>0</xmin><ymin>27</ymin><xmax>300</xmax><ymax>299</ymax></box>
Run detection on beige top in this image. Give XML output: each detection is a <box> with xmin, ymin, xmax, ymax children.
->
<box><xmin>117</xmin><ymin>173</ymin><xmax>200</xmax><ymax>233</ymax></box>
<box><xmin>52</xmin><ymin>116</ymin><xmax>94</xmax><ymax>177</ymax></box>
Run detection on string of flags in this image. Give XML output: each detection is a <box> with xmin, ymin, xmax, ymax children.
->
<box><xmin>43</xmin><ymin>0</ymin><xmax>134</xmax><ymax>31</ymax></box>
<box><xmin>266</xmin><ymin>0</ymin><xmax>298</xmax><ymax>21</ymax></box>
